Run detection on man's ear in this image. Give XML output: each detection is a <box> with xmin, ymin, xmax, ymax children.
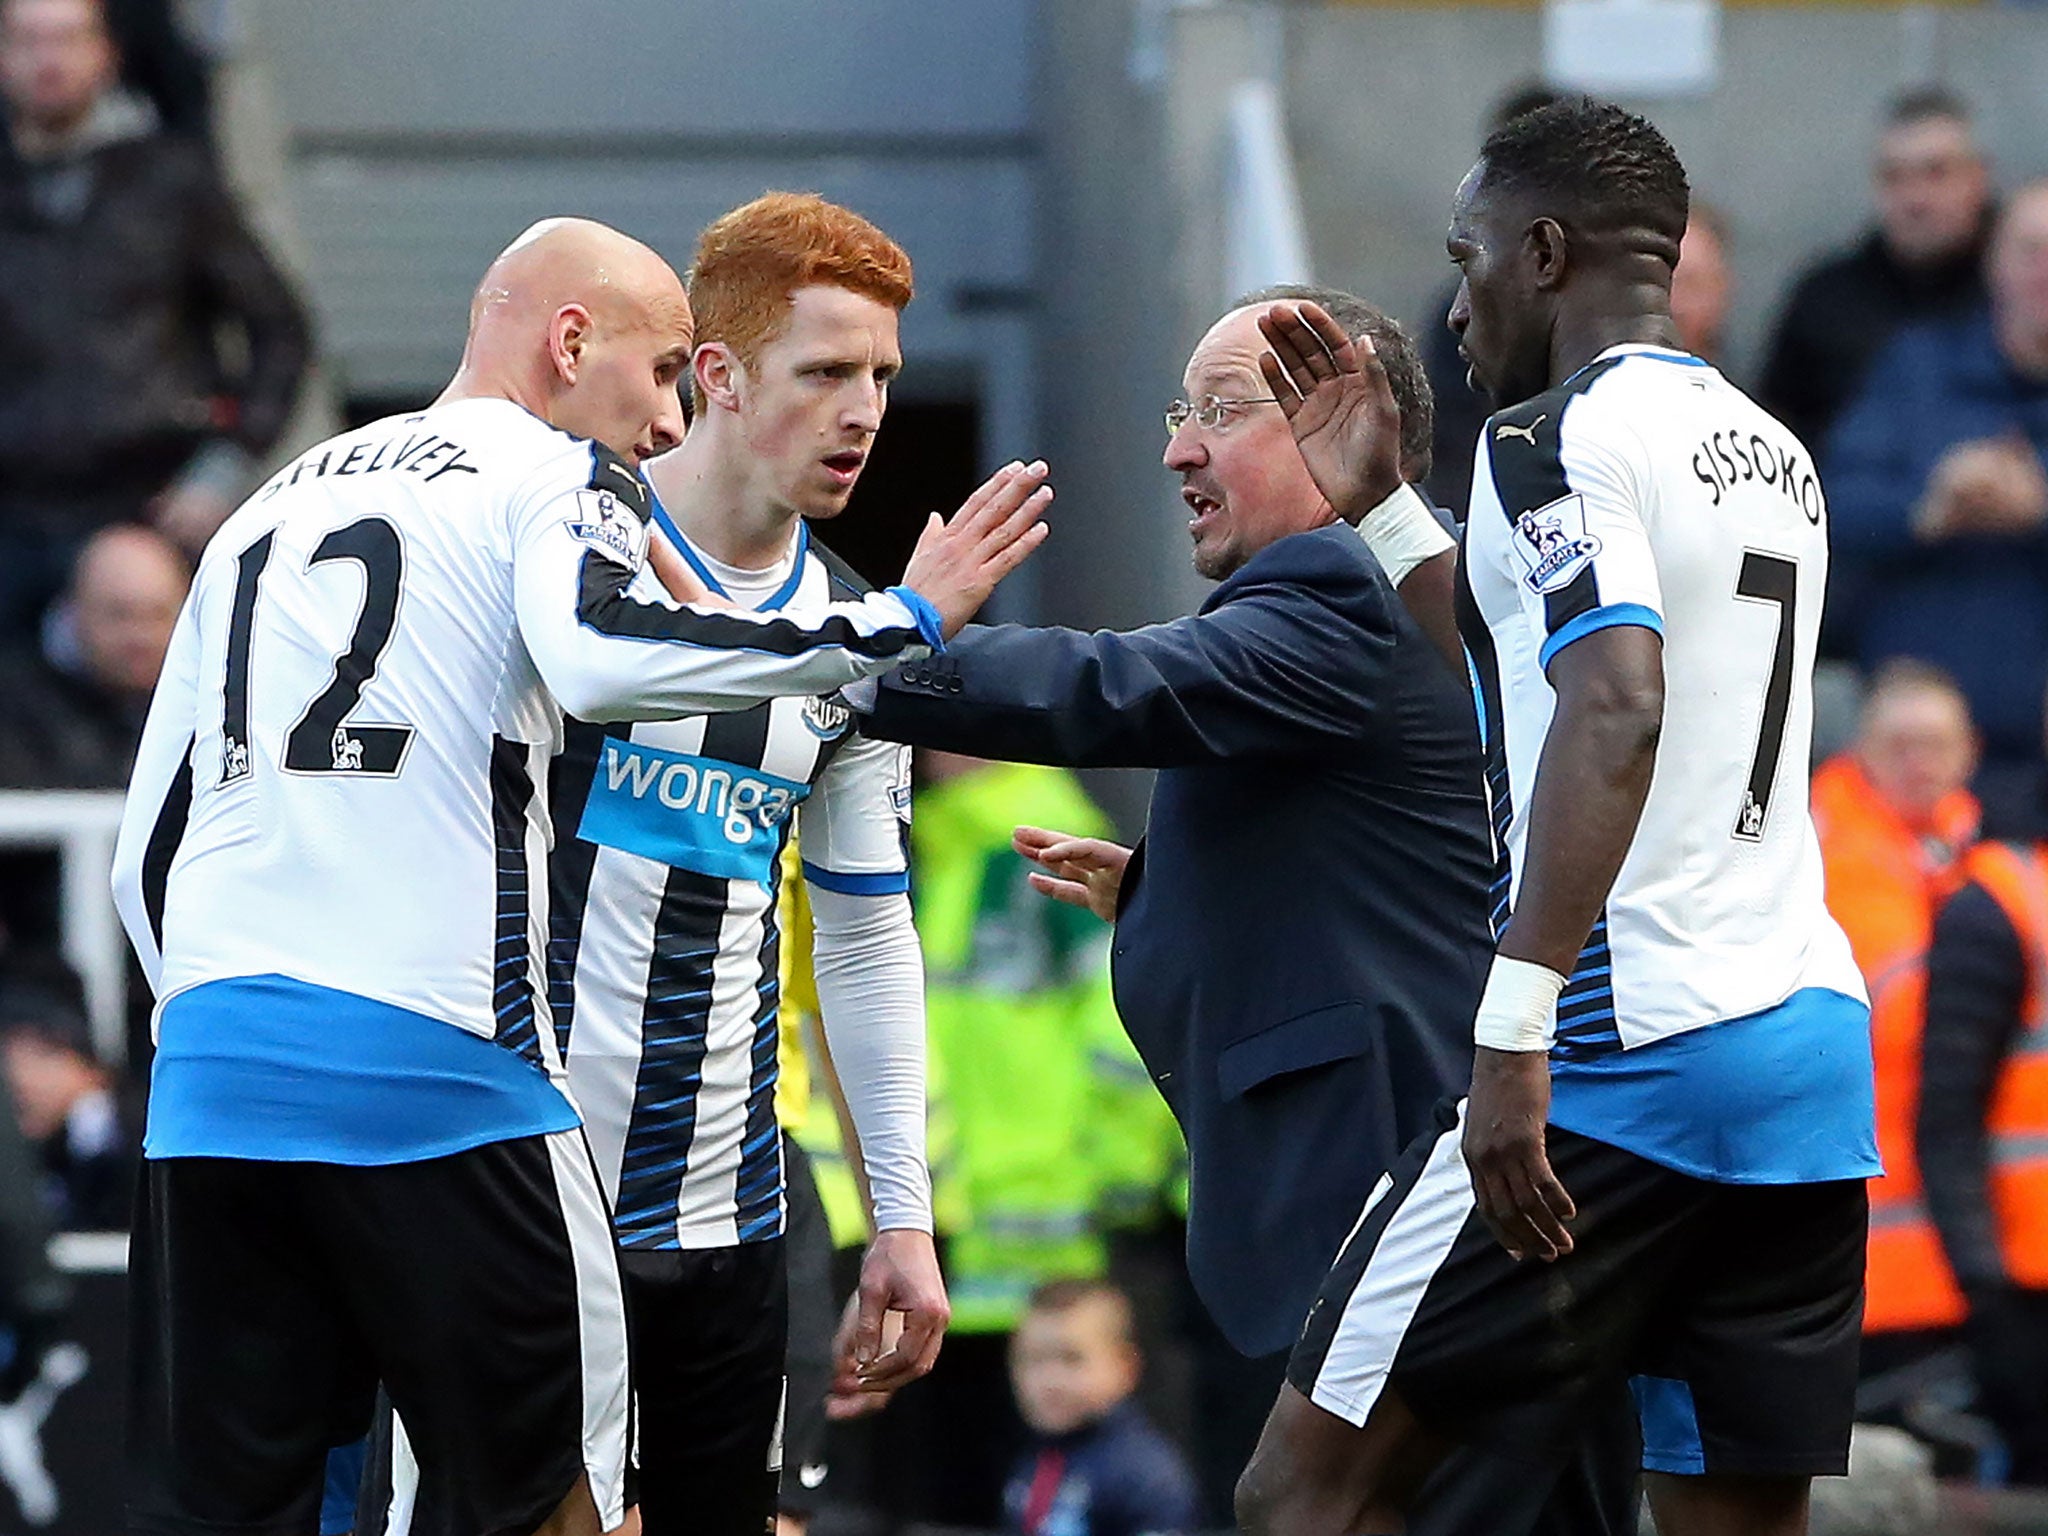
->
<box><xmin>548</xmin><ymin>304</ymin><xmax>594</xmax><ymax>385</ymax></box>
<box><xmin>1528</xmin><ymin>218</ymin><xmax>1571</xmax><ymax>292</ymax></box>
<box><xmin>695</xmin><ymin>342</ymin><xmax>744</xmax><ymax>414</ymax></box>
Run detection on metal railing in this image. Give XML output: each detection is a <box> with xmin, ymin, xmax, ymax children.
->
<box><xmin>0</xmin><ymin>789</ymin><xmax>129</xmax><ymax>1065</ymax></box>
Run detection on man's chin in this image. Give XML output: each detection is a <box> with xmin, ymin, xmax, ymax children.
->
<box><xmin>796</xmin><ymin>490</ymin><xmax>853</xmax><ymax>522</ymax></box>
<box><xmin>1191</xmin><ymin>539</ymin><xmax>1236</xmax><ymax>582</ymax></box>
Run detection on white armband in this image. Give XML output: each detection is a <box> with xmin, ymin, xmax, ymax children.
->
<box><xmin>1472</xmin><ymin>954</ymin><xmax>1567</xmax><ymax>1053</ymax></box>
<box><xmin>1354</xmin><ymin>482</ymin><xmax>1455</xmax><ymax>586</ymax></box>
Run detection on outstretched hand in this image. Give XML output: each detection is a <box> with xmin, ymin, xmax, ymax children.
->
<box><xmin>901</xmin><ymin>461</ymin><xmax>1054</xmax><ymax>639</ymax></box>
<box><xmin>1013</xmin><ymin>825</ymin><xmax>1131</xmax><ymax>923</ymax></box>
<box><xmin>1257</xmin><ymin>302</ymin><xmax>1406</xmax><ymax>524</ymax></box>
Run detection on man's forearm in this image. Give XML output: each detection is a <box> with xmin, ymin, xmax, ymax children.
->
<box><xmin>1498</xmin><ymin>633</ymin><xmax>1663</xmax><ymax>977</ymax></box>
<box><xmin>860</xmin><ymin>625</ymin><xmax>1182</xmax><ymax>769</ymax></box>
<box><xmin>808</xmin><ymin>887</ymin><xmax>931</xmax><ymax>1232</ymax></box>
<box><xmin>1395</xmin><ymin>552</ymin><xmax>1463</xmax><ymax>678</ymax></box>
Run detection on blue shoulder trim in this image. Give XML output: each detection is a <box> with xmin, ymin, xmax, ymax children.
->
<box><xmin>1540</xmin><ymin>602</ymin><xmax>1664</xmax><ymax>670</ymax></box>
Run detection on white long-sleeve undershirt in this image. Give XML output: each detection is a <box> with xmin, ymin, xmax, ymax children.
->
<box><xmin>806</xmin><ymin>884</ymin><xmax>932</xmax><ymax>1233</ymax></box>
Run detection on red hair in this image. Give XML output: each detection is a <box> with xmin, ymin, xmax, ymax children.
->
<box><xmin>687</xmin><ymin>193</ymin><xmax>914</xmax><ymax>380</ymax></box>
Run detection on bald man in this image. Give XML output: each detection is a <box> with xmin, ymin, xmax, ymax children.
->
<box><xmin>110</xmin><ymin>218</ymin><xmax>1049</xmax><ymax>1536</ymax></box>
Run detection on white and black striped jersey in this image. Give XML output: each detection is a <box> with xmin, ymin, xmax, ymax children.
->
<box><xmin>110</xmin><ymin>397</ymin><xmax>938</xmax><ymax>1164</ymax></box>
<box><xmin>554</xmin><ymin>517</ymin><xmax>914</xmax><ymax>1249</ymax></box>
<box><xmin>1462</xmin><ymin>346</ymin><xmax>1864</xmax><ymax>1059</ymax></box>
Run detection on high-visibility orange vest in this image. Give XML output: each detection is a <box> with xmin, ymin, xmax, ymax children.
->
<box><xmin>1865</xmin><ymin>959</ymin><xmax>1970</xmax><ymax>1330</ymax></box>
<box><xmin>1812</xmin><ymin>755</ymin><xmax>1978</xmax><ymax>1333</ymax></box>
<box><xmin>1946</xmin><ymin>841</ymin><xmax>2048</xmax><ymax>1294</ymax></box>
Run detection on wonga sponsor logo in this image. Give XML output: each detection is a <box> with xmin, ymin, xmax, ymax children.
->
<box><xmin>578</xmin><ymin>740</ymin><xmax>810</xmax><ymax>886</ymax></box>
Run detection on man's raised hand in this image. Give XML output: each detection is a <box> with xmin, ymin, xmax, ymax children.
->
<box><xmin>1257</xmin><ymin>302</ymin><xmax>1405</xmax><ymax>524</ymax></box>
<box><xmin>901</xmin><ymin>460</ymin><xmax>1054</xmax><ymax>639</ymax></box>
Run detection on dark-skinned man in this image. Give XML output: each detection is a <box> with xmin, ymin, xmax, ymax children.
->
<box><xmin>855</xmin><ymin>283</ymin><xmax>1637</xmax><ymax>1536</ymax></box>
<box><xmin>1240</xmin><ymin>99</ymin><xmax>1877</xmax><ymax>1536</ymax></box>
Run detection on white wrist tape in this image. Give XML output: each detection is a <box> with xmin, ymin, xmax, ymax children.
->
<box><xmin>1355</xmin><ymin>482</ymin><xmax>1455</xmax><ymax>586</ymax></box>
<box><xmin>1472</xmin><ymin>954</ymin><xmax>1568</xmax><ymax>1053</ymax></box>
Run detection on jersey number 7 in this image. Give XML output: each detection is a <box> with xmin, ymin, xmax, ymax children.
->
<box><xmin>1732</xmin><ymin>550</ymin><xmax>1797</xmax><ymax>843</ymax></box>
<box><xmin>219</xmin><ymin>517</ymin><xmax>416</xmax><ymax>785</ymax></box>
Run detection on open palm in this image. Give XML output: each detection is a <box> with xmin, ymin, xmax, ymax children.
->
<box><xmin>1256</xmin><ymin>301</ymin><xmax>1405</xmax><ymax>524</ymax></box>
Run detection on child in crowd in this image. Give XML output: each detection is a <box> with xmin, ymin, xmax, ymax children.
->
<box><xmin>1004</xmin><ymin>1280</ymin><xmax>1198</xmax><ymax>1536</ymax></box>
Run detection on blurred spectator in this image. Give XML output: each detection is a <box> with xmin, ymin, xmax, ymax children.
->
<box><xmin>1822</xmin><ymin>179</ymin><xmax>2048</xmax><ymax>767</ymax></box>
<box><xmin>103</xmin><ymin>0</ymin><xmax>210</xmax><ymax>143</ymax></box>
<box><xmin>0</xmin><ymin>955</ymin><xmax>134</xmax><ymax>1230</ymax></box>
<box><xmin>1419</xmin><ymin>81</ymin><xmax>1564</xmax><ymax>515</ymax></box>
<box><xmin>876</xmin><ymin>752</ymin><xmax>1181</xmax><ymax>1528</ymax></box>
<box><xmin>1812</xmin><ymin>663</ymin><xmax>1979</xmax><ymax>1360</ymax></box>
<box><xmin>1670</xmin><ymin>200</ymin><xmax>1733</xmax><ymax>365</ymax></box>
<box><xmin>0</xmin><ymin>0</ymin><xmax>309</xmax><ymax>641</ymax></box>
<box><xmin>0</xmin><ymin>1000</ymin><xmax>68</xmax><ymax>1402</ymax></box>
<box><xmin>0</xmin><ymin>523</ymin><xmax>189</xmax><ymax>787</ymax></box>
<box><xmin>1761</xmin><ymin>88</ymin><xmax>1993</xmax><ymax>454</ymax></box>
<box><xmin>1919</xmin><ymin>741</ymin><xmax>2048</xmax><ymax>1485</ymax></box>
<box><xmin>1003</xmin><ymin>1280</ymin><xmax>1196</xmax><ymax>1536</ymax></box>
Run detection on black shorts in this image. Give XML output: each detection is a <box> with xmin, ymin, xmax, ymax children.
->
<box><xmin>1288</xmin><ymin>1099</ymin><xmax>1867</xmax><ymax>1479</ymax></box>
<box><xmin>620</xmin><ymin>1237</ymin><xmax>788</xmax><ymax>1536</ymax></box>
<box><xmin>779</xmin><ymin>1135</ymin><xmax>838</xmax><ymax>1517</ymax></box>
<box><xmin>128</xmin><ymin>1130</ymin><xmax>630</xmax><ymax>1536</ymax></box>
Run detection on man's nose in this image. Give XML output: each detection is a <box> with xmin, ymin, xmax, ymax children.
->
<box><xmin>1163</xmin><ymin>425</ymin><xmax>1205</xmax><ymax>472</ymax></box>
<box><xmin>846</xmin><ymin>379</ymin><xmax>885</xmax><ymax>433</ymax></box>
<box><xmin>648</xmin><ymin>394</ymin><xmax>685</xmax><ymax>456</ymax></box>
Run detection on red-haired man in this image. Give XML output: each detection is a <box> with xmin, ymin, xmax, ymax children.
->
<box><xmin>553</xmin><ymin>193</ymin><xmax>1012</xmax><ymax>1536</ymax></box>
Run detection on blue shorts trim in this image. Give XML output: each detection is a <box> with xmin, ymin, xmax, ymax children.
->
<box><xmin>1633</xmin><ymin>1376</ymin><xmax>1707</xmax><ymax>1475</ymax></box>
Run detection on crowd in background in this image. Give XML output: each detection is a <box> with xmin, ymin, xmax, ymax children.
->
<box><xmin>1</xmin><ymin>0</ymin><xmax>2047</xmax><ymax>1528</ymax></box>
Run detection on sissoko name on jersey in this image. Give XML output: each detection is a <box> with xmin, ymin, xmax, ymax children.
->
<box><xmin>1461</xmin><ymin>344</ymin><xmax>1876</xmax><ymax>1185</ymax></box>
<box><xmin>111</xmin><ymin>397</ymin><xmax>942</xmax><ymax>1167</ymax></box>
<box><xmin>552</xmin><ymin>514</ymin><xmax>925</xmax><ymax>1251</ymax></box>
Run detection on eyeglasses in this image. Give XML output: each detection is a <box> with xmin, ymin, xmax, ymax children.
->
<box><xmin>1164</xmin><ymin>394</ymin><xmax>1281</xmax><ymax>436</ymax></box>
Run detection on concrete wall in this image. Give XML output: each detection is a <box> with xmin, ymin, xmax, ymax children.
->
<box><xmin>251</xmin><ymin>0</ymin><xmax>1041</xmax><ymax>491</ymax></box>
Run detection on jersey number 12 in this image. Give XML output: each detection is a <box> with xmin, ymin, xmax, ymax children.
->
<box><xmin>219</xmin><ymin>517</ymin><xmax>415</xmax><ymax>785</ymax></box>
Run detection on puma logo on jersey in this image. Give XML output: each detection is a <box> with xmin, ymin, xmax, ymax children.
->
<box><xmin>1494</xmin><ymin>414</ymin><xmax>1547</xmax><ymax>445</ymax></box>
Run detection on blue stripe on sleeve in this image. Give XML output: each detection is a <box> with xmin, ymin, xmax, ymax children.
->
<box><xmin>885</xmin><ymin>585</ymin><xmax>947</xmax><ymax>652</ymax></box>
<box><xmin>1539</xmin><ymin>602</ymin><xmax>1664</xmax><ymax>670</ymax></box>
<box><xmin>802</xmin><ymin>861</ymin><xmax>912</xmax><ymax>896</ymax></box>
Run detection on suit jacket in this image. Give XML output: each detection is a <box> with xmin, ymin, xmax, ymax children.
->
<box><xmin>864</xmin><ymin>524</ymin><xmax>1494</xmax><ymax>1355</ymax></box>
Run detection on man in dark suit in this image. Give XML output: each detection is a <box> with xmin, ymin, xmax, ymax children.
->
<box><xmin>853</xmin><ymin>286</ymin><xmax>1637</xmax><ymax>1535</ymax></box>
